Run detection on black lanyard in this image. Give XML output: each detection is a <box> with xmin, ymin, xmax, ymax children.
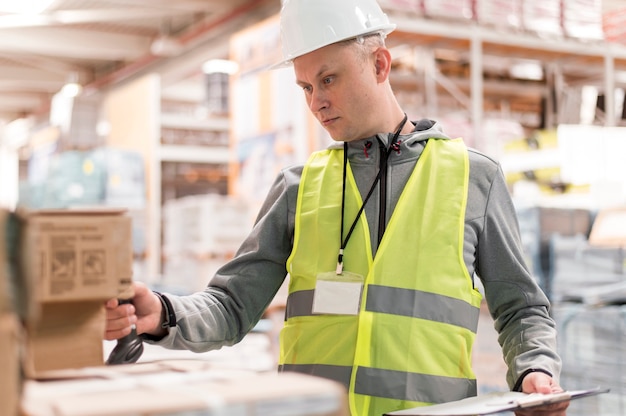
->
<box><xmin>336</xmin><ymin>114</ymin><xmax>408</xmax><ymax>274</ymax></box>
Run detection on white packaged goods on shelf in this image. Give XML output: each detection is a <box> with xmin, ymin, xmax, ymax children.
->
<box><xmin>163</xmin><ymin>194</ymin><xmax>253</xmax><ymax>258</ymax></box>
<box><xmin>379</xmin><ymin>0</ymin><xmax>421</xmax><ymax>15</ymax></box>
<box><xmin>522</xmin><ymin>0</ymin><xmax>563</xmax><ymax>37</ymax></box>
<box><xmin>475</xmin><ymin>0</ymin><xmax>523</xmax><ymax>30</ymax></box>
<box><xmin>422</xmin><ymin>0</ymin><xmax>473</xmax><ymax>20</ymax></box>
<box><xmin>161</xmin><ymin>127</ymin><xmax>228</xmax><ymax>146</ymax></box>
<box><xmin>562</xmin><ymin>0</ymin><xmax>604</xmax><ymax>40</ymax></box>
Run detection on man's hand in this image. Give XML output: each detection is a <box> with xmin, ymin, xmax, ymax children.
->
<box><xmin>515</xmin><ymin>372</ymin><xmax>570</xmax><ymax>416</ymax></box>
<box><xmin>104</xmin><ymin>281</ymin><xmax>165</xmax><ymax>340</ymax></box>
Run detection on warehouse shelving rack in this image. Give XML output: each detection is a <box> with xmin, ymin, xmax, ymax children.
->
<box><xmin>385</xmin><ymin>14</ymin><xmax>626</xmax><ymax>149</ymax></box>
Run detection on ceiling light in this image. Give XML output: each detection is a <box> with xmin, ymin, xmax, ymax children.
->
<box><xmin>0</xmin><ymin>0</ymin><xmax>55</xmax><ymax>14</ymax></box>
<box><xmin>150</xmin><ymin>35</ymin><xmax>183</xmax><ymax>57</ymax></box>
<box><xmin>60</xmin><ymin>82</ymin><xmax>82</xmax><ymax>98</ymax></box>
<box><xmin>202</xmin><ymin>59</ymin><xmax>239</xmax><ymax>75</ymax></box>
<box><xmin>59</xmin><ymin>72</ymin><xmax>82</xmax><ymax>98</ymax></box>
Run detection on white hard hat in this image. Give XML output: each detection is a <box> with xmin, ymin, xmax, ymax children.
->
<box><xmin>273</xmin><ymin>0</ymin><xmax>396</xmax><ymax>68</ymax></box>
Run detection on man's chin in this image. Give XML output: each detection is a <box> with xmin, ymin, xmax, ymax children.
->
<box><xmin>324</xmin><ymin>129</ymin><xmax>344</xmax><ymax>142</ymax></box>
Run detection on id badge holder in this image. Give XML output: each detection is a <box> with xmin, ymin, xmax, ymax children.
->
<box><xmin>312</xmin><ymin>271</ymin><xmax>364</xmax><ymax>315</ymax></box>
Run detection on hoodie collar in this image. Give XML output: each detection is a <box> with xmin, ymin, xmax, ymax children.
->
<box><xmin>329</xmin><ymin>118</ymin><xmax>451</xmax><ymax>152</ymax></box>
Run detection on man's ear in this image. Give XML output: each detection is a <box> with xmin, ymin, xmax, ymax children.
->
<box><xmin>373</xmin><ymin>48</ymin><xmax>392</xmax><ymax>82</ymax></box>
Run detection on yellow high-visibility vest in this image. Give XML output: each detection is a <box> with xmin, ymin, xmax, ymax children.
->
<box><xmin>281</xmin><ymin>138</ymin><xmax>483</xmax><ymax>416</ymax></box>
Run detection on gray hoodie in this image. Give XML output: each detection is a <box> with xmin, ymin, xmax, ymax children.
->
<box><xmin>148</xmin><ymin>119</ymin><xmax>561</xmax><ymax>391</ymax></box>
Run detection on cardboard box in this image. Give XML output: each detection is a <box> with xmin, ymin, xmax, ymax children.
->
<box><xmin>25</xmin><ymin>301</ymin><xmax>106</xmax><ymax>377</ymax></box>
<box><xmin>18</xmin><ymin>209</ymin><xmax>134</xmax><ymax>378</ymax></box>
<box><xmin>23</xmin><ymin>208</ymin><xmax>133</xmax><ymax>302</ymax></box>
<box><xmin>22</xmin><ymin>361</ymin><xmax>349</xmax><ymax>416</ymax></box>
<box><xmin>0</xmin><ymin>312</ymin><xmax>23</xmax><ymax>416</ymax></box>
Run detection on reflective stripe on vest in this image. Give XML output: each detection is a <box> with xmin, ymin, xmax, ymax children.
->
<box><xmin>280</xmin><ymin>363</ymin><xmax>476</xmax><ymax>404</ymax></box>
<box><xmin>286</xmin><ymin>286</ymin><xmax>480</xmax><ymax>331</ymax></box>
<box><xmin>281</xmin><ymin>138</ymin><xmax>482</xmax><ymax>416</ymax></box>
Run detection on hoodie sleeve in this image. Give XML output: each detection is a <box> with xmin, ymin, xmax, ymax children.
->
<box><xmin>474</xmin><ymin>160</ymin><xmax>562</xmax><ymax>390</ymax></box>
<box><xmin>147</xmin><ymin>166</ymin><xmax>301</xmax><ymax>352</ymax></box>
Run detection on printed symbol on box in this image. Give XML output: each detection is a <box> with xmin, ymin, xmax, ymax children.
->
<box><xmin>51</xmin><ymin>251</ymin><xmax>76</xmax><ymax>278</ymax></box>
<box><xmin>82</xmin><ymin>250</ymin><xmax>106</xmax><ymax>277</ymax></box>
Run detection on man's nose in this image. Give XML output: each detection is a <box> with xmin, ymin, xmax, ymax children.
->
<box><xmin>309</xmin><ymin>90</ymin><xmax>328</xmax><ymax>112</ymax></box>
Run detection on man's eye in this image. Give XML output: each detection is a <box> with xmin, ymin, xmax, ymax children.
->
<box><xmin>302</xmin><ymin>86</ymin><xmax>312</xmax><ymax>93</ymax></box>
<box><xmin>323</xmin><ymin>77</ymin><xmax>333</xmax><ymax>85</ymax></box>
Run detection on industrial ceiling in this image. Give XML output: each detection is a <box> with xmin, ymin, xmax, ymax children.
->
<box><xmin>0</xmin><ymin>0</ymin><xmax>280</xmax><ymax>126</ymax></box>
<box><xmin>0</xmin><ymin>0</ymin><xmax>624</xmax><ymax>129</ymax></box>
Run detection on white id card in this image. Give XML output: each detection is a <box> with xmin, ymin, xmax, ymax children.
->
<box><xmin>312</xmin><ymin>271</ymin><xmax>364</xmax><ymax>315</ymax></box>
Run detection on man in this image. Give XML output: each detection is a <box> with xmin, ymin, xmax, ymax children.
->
<box><xmin>106</xmin><ymin>0</ymin><xmax>566</xmax><ymax>415</ymax></box>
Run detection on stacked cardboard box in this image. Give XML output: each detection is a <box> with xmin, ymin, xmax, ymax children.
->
<box><xmin>20</xmin><ymin>208</ymin><xmax>133</xmax><ymax>377</ymax></box>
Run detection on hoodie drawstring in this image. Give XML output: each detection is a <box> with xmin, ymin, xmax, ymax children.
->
<box><xmin>363</xmin><ymin>141</ymin><xmax>373</xmax><ymax>159</ymax></box>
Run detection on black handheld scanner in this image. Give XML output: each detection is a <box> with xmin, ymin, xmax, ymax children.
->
<box><xmin>106</xmin><ymin>294</ymin><xmax>144</xmax><ymax>365</ymax></box>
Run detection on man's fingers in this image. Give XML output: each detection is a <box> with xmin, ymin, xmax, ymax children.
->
<box><xmin>104</xmin><ymin>315</ymin><xmax>136</xmax><ymax>340</ymax></box>
<box><xmin>106</xmin><ymin>302</ymin><xmax>135</xmax><ymax>320</ymax></box>
<box><xmin>104</xmin><ymin>325</ymin><xmax>133</xmax><ymax>341</ymax></box>
<box><xmin>104</xmin><ymin>302</ymin><xmax>137</xmax><ymax>340</ymax></box>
